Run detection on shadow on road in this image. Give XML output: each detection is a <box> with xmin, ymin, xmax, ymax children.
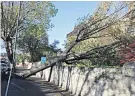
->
<box><xmin>1</xmin><ymin>76</ymin><xmax>71</xmax><ymax>96</ymax></box>
<box><xmin>27</xmin><ymin>77</ymin><xmax>71</xmax><ymax>96</ymax></box>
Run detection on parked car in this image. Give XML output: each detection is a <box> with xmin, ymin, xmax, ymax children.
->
<box><xmin>1</xmin><ymin>60</ymin><xmax>11</xmax><ymax>82</ymax></box>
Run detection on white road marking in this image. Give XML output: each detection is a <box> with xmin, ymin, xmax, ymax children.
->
<box><xmin>5</xmin><ymin>64</ymin><xmax>13</xmax><ymax>96</ymax></box>
<box><xmin>11</xmin><ymin>83</ymin><xmax>25</xmax><ymax>90</ymax></box>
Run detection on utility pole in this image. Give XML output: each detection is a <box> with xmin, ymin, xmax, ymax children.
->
<box><xmin>5</xmin><ymin>2</ymin><xmax>22</xmax><ymax>96</ymax></box>
<box><xmin>13</xmin><ymin>1</ymin><xmax>21</xmax><ymax>72</ymax></box>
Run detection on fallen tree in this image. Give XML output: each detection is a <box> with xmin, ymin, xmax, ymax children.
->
<box><xmin>23</xmin><ymin>1</ymin><xmax>134</xmax><ymax>78</ymax></box>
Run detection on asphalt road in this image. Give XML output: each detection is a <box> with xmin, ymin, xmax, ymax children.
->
<box><xmin>2</xmin><ymin>78</ymin><xmax>46</xmax><ymax>96</ymax></box>
<box><xmin>1</xmin><ymin>67</ymin><xmax>71</xmax><ymax>96</ymax></box>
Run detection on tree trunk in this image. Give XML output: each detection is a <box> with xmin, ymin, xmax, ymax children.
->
<box><xmin>5</xmin><ymin>40</ymin><xmax>13</xmax><ymax>62</ymax></box>
<box><xmin>48</xmin><ymin>66</ymin><xmax>53</xmax><ymax>82</ymax></box>
<box><xmin>30</xmin><ymin>52</ymin><xmax>33</xmax><ymax>62</ymax></box>
<box><xmin>5</xmin><ymin>38</ymin><xmax>16</xmax><ymax>72</ymax></box>
<box><xmin>23</xmin><ymin>62</ymin><xmax>56</xmax><ymax>78</ymax></box>
<box><xmin>23</xmin><ymin>55</ymin><xmax>66</xmax><ymax>78</ymax></box>
<box><xmin>22</xmin><ymin>42</ymin><xmax>79</xmax><ymax>78</ymax></box>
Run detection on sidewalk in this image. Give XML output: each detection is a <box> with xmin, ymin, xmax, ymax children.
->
<box><xmin>27</xmin><ymin>77</ymin><xmax>72</xmax><ymax>96</ymax></box>
<box><xmin>7</xmin><ymin>66</ymin><xmax>72</xmax><ymax>96</ymax></box>
<box><xmin>2</xmin><ymin>77</ymin><xmax>71</xmax><ymax>96</ymax></box>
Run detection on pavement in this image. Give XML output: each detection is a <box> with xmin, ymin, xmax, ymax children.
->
<box><xmin>1</xmin><ymin>66</ymin><xmax>71</xmax><ymax>96</ymax></box>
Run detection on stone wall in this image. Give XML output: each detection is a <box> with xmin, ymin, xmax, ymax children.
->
<box><xmin>36</xmin><ymin>65</ymin><xmax>135</xmax><ymax>96</ymax></box>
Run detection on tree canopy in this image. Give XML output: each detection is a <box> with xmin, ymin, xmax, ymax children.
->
<box><xmin>1</xmin><ymin>1</ymin><xmax>58</xmax><ymax>63</ymax></box>
<box><xmin>23</xmin><ymin>1</ymin><xmax>135</xmax><ymax>78</ymax></box>
<box><xmin>65</xmin><ymin>1</ymin><xmax>135</xmax><ymax>67</ymax></box>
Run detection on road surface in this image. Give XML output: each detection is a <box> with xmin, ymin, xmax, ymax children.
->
<box><xmin>1</xmin><ymin>77</ymin><xmax>71</xmax><ymax>96</ymax></box>
<box><xmin>1</xmin><ymin>67</ymin><xmax>71</xmax><ymax>96</ymax></box>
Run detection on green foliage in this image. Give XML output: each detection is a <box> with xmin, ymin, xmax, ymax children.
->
<box><xmin>50</xmin><ymin>40</ymin><xmax>60</xmax><ymax>50</ymax></box>
<box><xmin>23</xmin><ymin>1</ymin><xmax>58</xmax><ymax>29</ymax></box>
<box><xmin>65</xmin><ymin>1</ymin><xmax>132</xmax><ymax>67</ymax></box>
<box><xmin>14</xmin><ymin>1</ymin><xmax>58</xmax><ymax>62</ymax></box>
<box><xmin>17</xmin><ymin>26</ymin><xmax>60</xmax><ymax>62</ymax></box>
<box><xmin>1</xmin><ymin>1</ymin><xmax>58</xmax><ymax>63</ymax></box>
<box><xmin>17</xmin><ymin>24</ymin><xmax>48</xmax><ymax>62</ymax></box>
<box><xmin>1</xmin><ymin>1</ymin><xmax>58</xmax><ymax>41</ymax></box>
<box><xmin>16</xmin><ymin>53</ymin><xmax>30</xmax><ymax>63</ymax></box>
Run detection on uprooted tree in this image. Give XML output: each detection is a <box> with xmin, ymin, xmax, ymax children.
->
<box><xmin>23</xmin><ymin>1</ymin><xmax>135</xmax><ymax>78</ymax></box>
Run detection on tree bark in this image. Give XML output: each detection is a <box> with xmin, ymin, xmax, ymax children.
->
<box><xmin>23</xmin><ymin>62</ymin><xmax>56</xmax><ymax>78</ymax></box>
<box><xmin>5</xmin><ymin>41</ymin><xmax>13</xmax><ymax>62</ymax></box>
<box><xmin>23</xmin><ymin>55</ymin><xmax>66</xmax><ymax>78</ymax></box>
<box><xmin>5</xmin><ymin>37</ymin><xmax>16</xmax><ymax>72</ymax></box>
<box><xmin>48</xmin><ymin>66</ymin><xmax>53</xmax><ymax>82</ymax></box>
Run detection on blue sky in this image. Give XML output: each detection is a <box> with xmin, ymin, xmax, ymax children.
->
<box><xmin>0</xmin><ymin>39</ymin><xmax>6</xmax><ymax>53</ymax></box>
<box><xmin>48</xmin><ymin>1</ymin><xmax>99</xmax><ymax>49</ymax></box>
<box><xmin>0</xmin><ymin>1</ymin><xmax>99</xmax><ymax>53</ymax></box>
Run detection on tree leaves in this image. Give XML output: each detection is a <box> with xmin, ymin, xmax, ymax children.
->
<box><xmin>23</xmin><ymin>1</ymin><xmax>58</xmax><ymax>30</ymax></box>
<box><xmin>65</xmin><ymin>1</ymin><xmax>133</xmax><ymax>67</ymax></box>
<box><xmin>1</xmin><ymin>1</ymin><xmax>58</xmax><ymax>40</ymax></box>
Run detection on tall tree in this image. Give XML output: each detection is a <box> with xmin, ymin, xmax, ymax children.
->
<box><xmin>17</xmin><ymin>24</ymin><xmax>48</xmax><ymax>62</ymax></box>
<box><xmin>23</xmin><ymin>1</ymin><xmax>132</xmax><ymax>78</ymax></box>
<box><xmin>1</xmin><ymin>1</ymin><xmax>58</xmax><ymax>64</ymax></box>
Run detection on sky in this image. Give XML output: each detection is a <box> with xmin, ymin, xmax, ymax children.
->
<box><xmin>0</xmin><ymin>1</ymin><xmax>99</xmax><ymax>53</ymax></box>
<box><xmin>48</xmin><ymin>1</ymin><xmax>99</xmax><ymax>50</ymax></box>
<box><xmin>0</xmin><ymin>39</ymin><xmax>6</xmax><ymax>53</ymax></box>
